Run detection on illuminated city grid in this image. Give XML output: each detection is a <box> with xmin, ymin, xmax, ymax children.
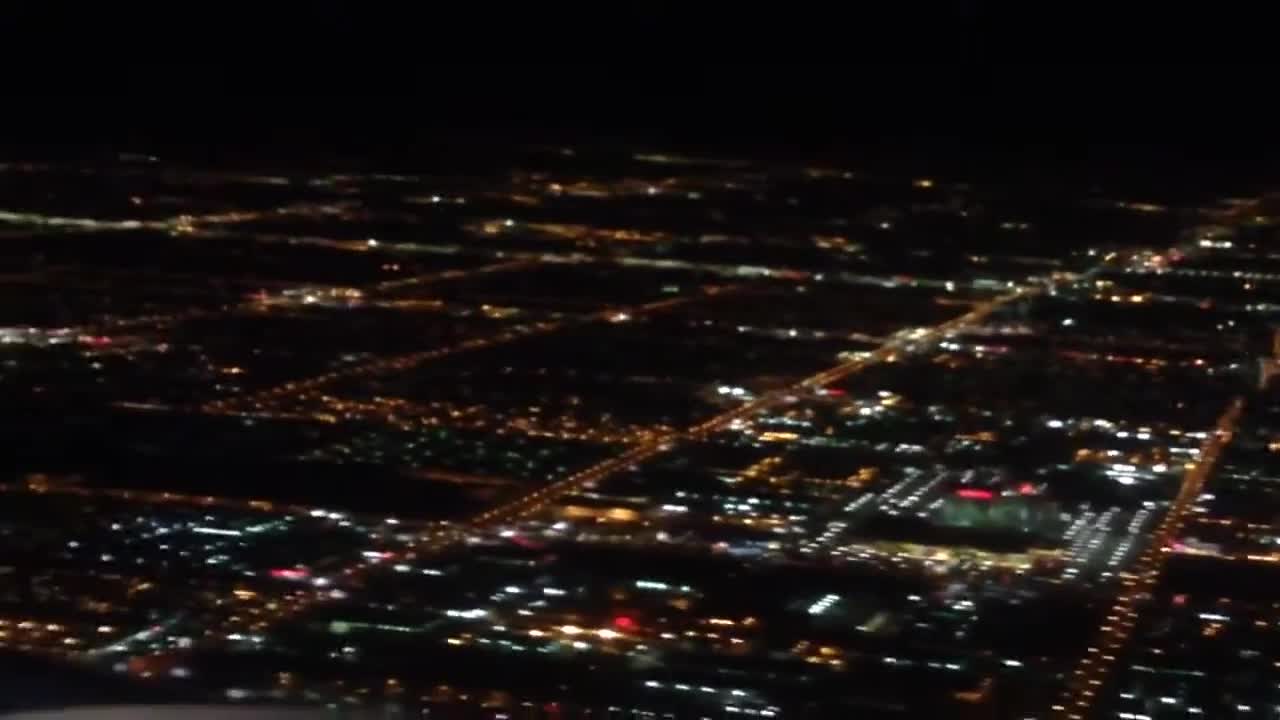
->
<box><xmin>1</xmin><ymin>150</ymin><xmax>1279</xmax><ymax>718</ymax></box>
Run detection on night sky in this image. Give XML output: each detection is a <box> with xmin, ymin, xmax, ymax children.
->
<box><xmin>5</xmin><ymin>61</ymin><xmax>1278</xmax><ymax>199</ymax></box>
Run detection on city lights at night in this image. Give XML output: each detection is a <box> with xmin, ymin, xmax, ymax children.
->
<box><xmin>2</xmin><ymin>68</ymin><xmax>1280</xmax><ymax>719</ymax></box>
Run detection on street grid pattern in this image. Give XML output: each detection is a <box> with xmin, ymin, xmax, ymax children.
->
<box><xmin>468</xmin><ymin>288</ymin><xmax>1032</xmax><ymax>528</ymax></box>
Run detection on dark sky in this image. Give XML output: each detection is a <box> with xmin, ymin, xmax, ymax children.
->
<box><xmin>4</xmin><ymin>62</ymin><xmax>1279</xmax><ymax>195</ymax></box>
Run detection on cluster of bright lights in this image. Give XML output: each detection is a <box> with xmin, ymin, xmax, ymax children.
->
<box><xmin>807</xmin><ymin>593</ymin><xmax>840</xmax><ymax>616</ymax></box>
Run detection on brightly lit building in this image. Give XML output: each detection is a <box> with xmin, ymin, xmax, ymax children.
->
<box><xmin>936</xmin><ymin>484</ymin><xmax>1059</xmax><ymax>534</ymax></box>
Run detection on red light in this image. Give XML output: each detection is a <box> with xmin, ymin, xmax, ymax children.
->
<box><xmin>613</xmin><ymin>615</ymin><xmax>636</xmax><ymax>630</ymax></box>
<box><xmin>510</xmin><ymin>534</ymin><xmax>545</xmax><ymax>550</ymax></box>
<box><xmin>270</xmin><ymin>567</ymin><xmax>310</xmax><ymax>581</ymax></box>
<box><xmin>821</xmin><ymin>388</ymin><xmax>846</xmax><ymax>397</ymax></box>
<box><xmin>955</xmin><ymin>488</ymin><xmax>995</xmax><ymax>501</ymax></box>
<box><xmin>1018</xmin><ymin>482</ymin><xmax>1036</xmax><ymax>496</ymax></box>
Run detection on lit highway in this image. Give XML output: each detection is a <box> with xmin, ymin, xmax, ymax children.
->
<box><xmin>365</xmin><ymin>258</ymin><xmax>535</xmax><ymax>294</ymax></box>
<box><xmin>0</xmin><ymin>475</ymin><xmax>441</xmax><ymax>532</ymax></box>
<box><xmin>104</xmin><ymin>258</ymin><xmax>533</xmax><ymax>341</ymax></box>
<box><xmin>1</xmin><ymin>480</ymin><xmax>309</xmax><ymax>523</ymax></box>
<box><xmin>1047</xmin><ymin>396</ymin><xmax>1244</xmax><ymax>720</ymax></box>
<box><xmin>0</xmin><ymin>202</ymin><xmax>359</xmax><ymax>235</ymax></box>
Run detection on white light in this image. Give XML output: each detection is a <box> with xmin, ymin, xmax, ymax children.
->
<box><xmin>560</xmin><ymin>625</ymin><xmax>583</xmax><ymax>635</ymax></box>
<box><xmin>1046</xmin><ymin>419</ymin><xmax>1064</xmax><ymax>429</ymax></box>
<box><xmin>446</xmin><ymin>608</ymin><xmax>487</xmax><ymax>619</ymax></box>
<box><xmin>597</xmin><ymin>628</ymin><xmax>620</xmax><ymax>639</ymax></box>
<box><xmin>1061</xmin><ymin>318</ymin><xmax>1075</xmax><ymax>327</ymax></box>
<box><xmin>191</xmin><ymin>526</ymin><xmax>241</xmax><ymax>537</ymax></box>
<box><xmin>807</xmin><ymin>593</ymin><xmax>841</xmax><ymax>615</ymax></box>
<box><xmin>366</xmin><ymin>238</ymin><xmax>378</xmax><ymax>247</ymax></box>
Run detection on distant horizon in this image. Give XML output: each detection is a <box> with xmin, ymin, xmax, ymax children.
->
<box><xmin>4</xmin><ymin>132</ymin><xmax>1277</xmax><ymax>203</ymax></box>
